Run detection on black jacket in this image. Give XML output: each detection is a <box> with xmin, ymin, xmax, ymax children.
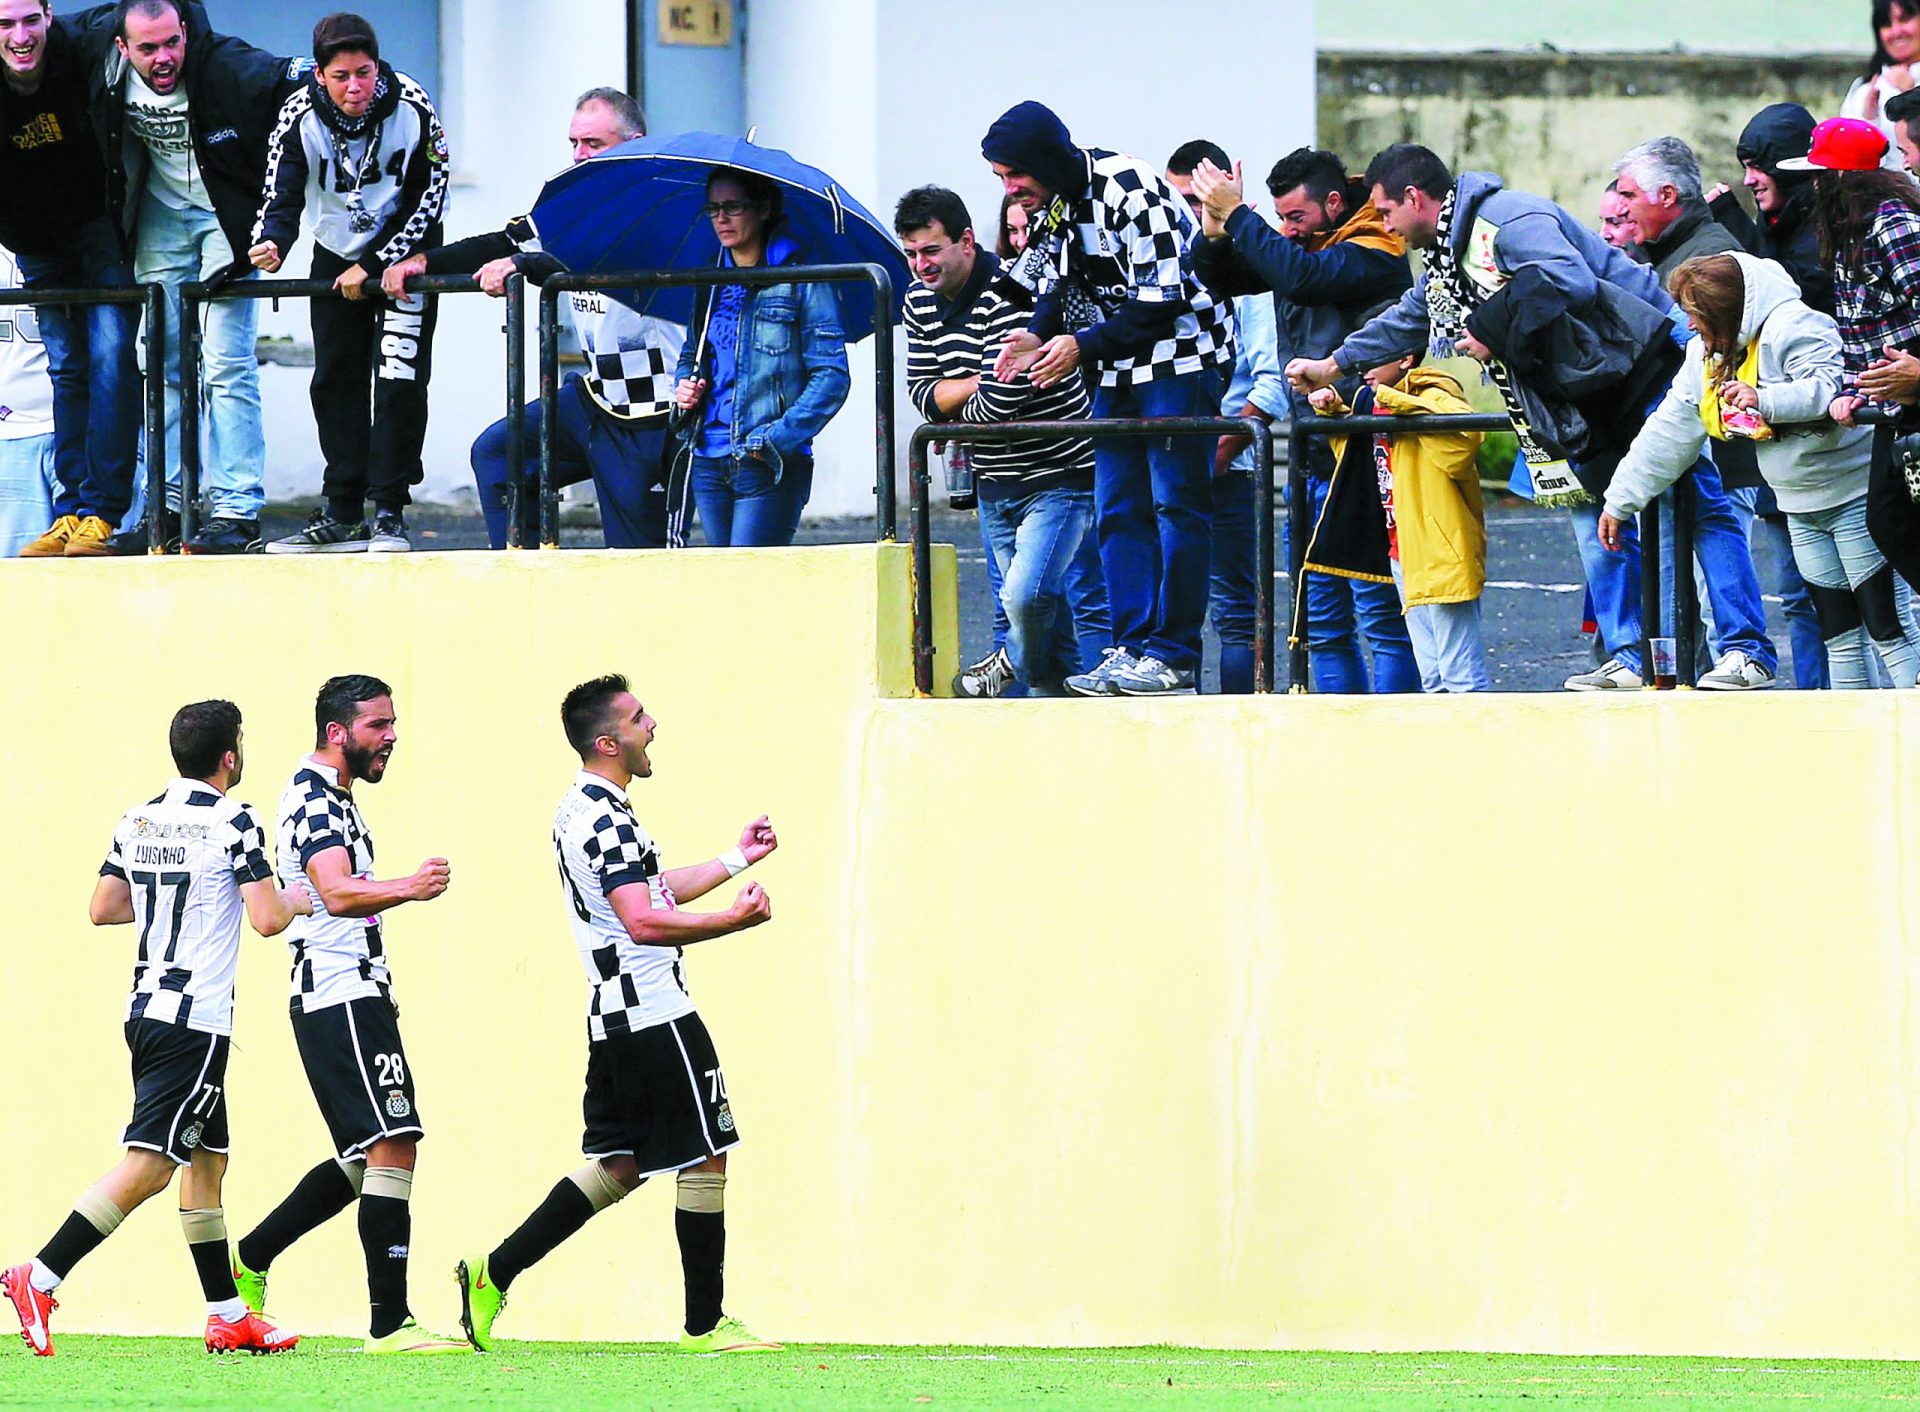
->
<box><xmin>0</xmin><ymin>6</ymin><xmax>111</xmax><ymax>254</ymax></box>
<box><xmin>1708</xmin><ymin>104</ymin><xmax>1832</xmax><ymax>317</ymax></box>
<box><xmin>79</xmin><ymin>1</ymin><xmax>306</xmax><ymax>278</ymax></box>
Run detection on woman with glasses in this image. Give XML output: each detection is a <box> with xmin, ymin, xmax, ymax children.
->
<box><xmin>668</xmin><ymin>168</ymin><xmax>850</xmax><ymax>547</ymax></box>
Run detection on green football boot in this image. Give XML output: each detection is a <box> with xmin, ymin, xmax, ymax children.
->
<box><xmin>363</xmin><ymin>1318</ymin><xmax>472</xmax><ymax>1355</ymax></box>
<box><xmin>229</xmin><ymin>1247</ymin><xmax>267</xmax><ymax>1316</ymax></box>
<box><xmin>679</xmin><ymin>1315</ymin><xmax>783</xmax><ymax>1354</ymax></box>
<box><xmin>454</xmin><ymin>1255</ymin><xmax>507</xmax><ymax>1351</ymax></box>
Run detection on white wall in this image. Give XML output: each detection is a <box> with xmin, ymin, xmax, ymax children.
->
<box><xmin>258</xmin><ymin>0</ymin><xmax>629</xmax><ymax>507</ymax></box>
<box><xmin>746</xmin><ymin>0</ymin><xmax>1318</xmax><ymax>519</ymax></box>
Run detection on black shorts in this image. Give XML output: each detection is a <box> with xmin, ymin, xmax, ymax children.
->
<box><xmin>582</xmin><ymin>1011</ymin><xmax>739</xmax><ymax>1177</ymax></box>
<box><xmin>291</xmin><ymin>995</ymin><xmax>424</xmax><ymax>1159</ymax></box>
<box><xmin>122</xmin><ymin>1019</ymin><xmax>230</xmax><ymax>1166</ymax></box>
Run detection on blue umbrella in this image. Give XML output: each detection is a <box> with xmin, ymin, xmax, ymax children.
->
<box><xmin>527</xmin><ymin>131</ymin><xmax>909</xmax><ymax>337</ymax></box>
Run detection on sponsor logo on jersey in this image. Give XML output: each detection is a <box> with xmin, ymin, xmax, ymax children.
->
<box><xmin>385</xmin><ymin>1090</ymin><xmax>411</xmax><ymax>1118</ymax></box>
<box><xmin>181</xmin><ymin>1121</ymin><xmax>204</xmax><ymax>1149</ymax></box>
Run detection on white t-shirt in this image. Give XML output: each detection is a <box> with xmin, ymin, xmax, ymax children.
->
<box><xmin>0</xmin><ymin>246</ymin><xmax>51</xmax><ymax>440</ymax></box>
<box><xmin>125</xmin><ymin>68</ymin><xmax>211</xmax><ymax>211</ymax></box>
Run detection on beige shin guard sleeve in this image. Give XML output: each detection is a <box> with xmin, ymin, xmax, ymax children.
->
<box><xmin>77</xmin><ymin>1186</ymin><xmax>128</xmax><ymax>1237</ymax></box>
<box><xmin>566</xmin><ymin>1161</ymin><xmax>630</xmax><ymax>1213</ymax></box>
<box><xmin>362</xmin><ymin>1166</ymin><xmax>414</xmax><ymax>1201</ymax></box>
<box><xmin>179</xmin><ymin>1208</ymin><xmax>227</xmax><ymax>1244</ymax></box>
<box><xmin>337</xmin><ymin>1157</ymin><xmax>366</xmax><ymax>1195</ymax></box>
<box><xmin>675</xmin><ymin>1169</ymin><xmax>725</xmax><ymax>1214</ymax></box>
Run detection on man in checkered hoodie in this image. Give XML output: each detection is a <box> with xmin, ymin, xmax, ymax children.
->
<box><xmin>984</xmin><ymin>100</ymin><xmax>1236</xmax><ymax>696</ymax></box>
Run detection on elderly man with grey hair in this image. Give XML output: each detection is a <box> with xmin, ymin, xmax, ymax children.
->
<box><xmin>1610</xmin><ymin>134</ymin><xmax>1781</xmax><ymax>689</ymax></box>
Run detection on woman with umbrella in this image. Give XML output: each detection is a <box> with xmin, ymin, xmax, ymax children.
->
<box><xmin>669</xmin><ymin>167</ymin><xmax>851</xmax><ymax>547</ymax></box>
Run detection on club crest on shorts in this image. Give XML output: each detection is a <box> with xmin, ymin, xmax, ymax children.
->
<box><xmin>385</xmin><ymin>1090</ymin><xmax>411</xmax><ymax>1119</ymax></box>
<box><xmin>716</xmin><ymin>1103</ymin><xmax>735</xmax><ymax>1133</ymax></box>
<box><xmin>181</xmin><ymin>1121</ymin><xmax>204</xmax><ymax>1150</ymax></box>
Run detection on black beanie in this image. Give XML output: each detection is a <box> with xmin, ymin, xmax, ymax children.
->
<box><xmin>980</xmin><ymin>101</ymin><xmax>1085</xmax><ymax>200</ymax></box>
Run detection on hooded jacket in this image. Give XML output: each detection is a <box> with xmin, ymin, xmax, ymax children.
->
<box><xmin>81</xmin><ymin>0</ymin><xmax>305</xmax><ymax>277</ymax></box>
<box><xmin>1312</xmin><ymin>366</ymin><xmax>1487</xmax><ymax>606</ymax></box>
<box><xmin>1708</xmin><ymin>104</ymin><xmax>1832</xmax><ymax>316</ymax></box>
<box><xmin>1192</xmin><ymin>179</ymin><xmax>1413</xmax><ymax>477</ymax></box>
<box><xmin>0</xmin><ymin>5</ymin><xmax>111</xmax><ymax>255</ymax></box>
<box><xmin>1603</xmin><ymin>253</ymin><xmax>1870</xmax><ymax>519</ymax></box>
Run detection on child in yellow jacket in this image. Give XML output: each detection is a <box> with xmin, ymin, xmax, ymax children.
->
<box><xmin>1308</xmin><ymin>352</ymin><xmax>1490</xmax><ymax>691</ymax></box>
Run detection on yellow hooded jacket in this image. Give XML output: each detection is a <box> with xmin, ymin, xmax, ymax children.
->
<box><xmin>1324</xmin><ymin>367</ymin><xmax>1487</xmax><ymax>607</ymax></box>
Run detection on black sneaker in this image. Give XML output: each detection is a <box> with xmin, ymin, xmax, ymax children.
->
<box><xmin>368</xmin><ymin>511</ymin><xmax>411</xmax><ymax>553</ymax></box>
<box><xmin>264</xmin><ymin>509</ymin><xmax>370</xmax><ymax>554</ymax></box>
<box><xmin>184</xmin><ymin>517</ymin><xmax>260</xmax><ymax>555</ymax></box>
<box><xmin>110</xmin><ymin>509</ymin><xmax>182</xmax><ymax>556</ymax></box>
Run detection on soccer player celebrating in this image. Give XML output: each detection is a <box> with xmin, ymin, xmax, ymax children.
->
<box><xmin>3</xmin><ymin>701</ymin><xmax>310</xmax><ymax>1357</ymax></box>
<box><xmin>452</xmin><ymin>674</ymin><xmax>780</xmax><ymax>1354</ymax></box>
<box><xmin>228</xmin><ymin>674</ymin><xmax>467</xmax><ymax>1355</ymax></box>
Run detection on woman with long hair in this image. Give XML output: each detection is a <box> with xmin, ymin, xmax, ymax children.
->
<box><xmin>1599</xmin><ymin>252</ymin><xmax>1915</xmax><ymax>688</ymax></box>
<box><xmin>1794</xmin><ymin>119</ymin><xmax>1920</xmax><ymax>637</ymax></box>
<box><xmin>995</xmin><ymin>192</ymin><xmax>1029</xmax><ymax>260</ymax></box>
<box><xmin>669</xmin><ymin>167</ymin><xmax>850</xmax><ymax>547</ymax></box>
<box><xmin>1842</xmin><ymin>0</ymin><xmax>1920</xmax><ymax>164</ymax></box>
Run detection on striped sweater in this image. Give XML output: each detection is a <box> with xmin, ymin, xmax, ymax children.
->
<box><xmin>904</xmin><ymin>265</ymin><xmax>1093</xmax><ymax>495</ymax></box>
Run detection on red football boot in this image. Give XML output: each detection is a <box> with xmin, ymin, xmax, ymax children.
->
<box><xmin>2</xmin><ymin>1263</ymin><xmax>56</xmax><ymax>1357</ymax></box>
<box><xmin>205</xmin><ymin>1310</ymin><xmax>300</xmax><ymax>1354</ymax></box>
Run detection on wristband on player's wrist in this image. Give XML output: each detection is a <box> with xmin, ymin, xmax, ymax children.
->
<box><xmin>720</xmin><ymin>846</ymin><xmax>750</xmax><ymax>877</ymax></box>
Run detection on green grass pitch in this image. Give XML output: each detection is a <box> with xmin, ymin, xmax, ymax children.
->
<box><xmin>2</xmin><ymin>1340</ymin><xmax>1918</xmax><ymax>1409</ymax></box>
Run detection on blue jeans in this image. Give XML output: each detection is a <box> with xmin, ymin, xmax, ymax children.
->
<box><xmin>1209</xmin><ymin>467</ymin><xmax>1256</xmax><ymax>694</ymax></box>
<box><xmin>981</xmin><ymin>510</ymin><xmax>1009</xmax><ymax>653</ymax></box>
<box><xmin>1572</xmin><ymin>499</ymin><xmax>1644</xmax><ymax>674</ymax></box>
<box><xmin>135</xmin><ymin>196</ymin><xmax>264</xmax><ymax>520</ymax></box>
<box><xmin>471</xmin><ymin>375</ymin><xmax>667</xmax><ymax>549</ymax></box>
<box><xmin>1671</xmin><ymin>458</ymin><xmax>1777</xmax><ymax>673</ymax></box>
<box><xmin>1723</xmin><ymin>482</ymin><xmax>1826</xmax><ymax>689</ymax></box>
<box><xmin>689</xmin><ymin>451</ymin><xmax>812</xmax><ymax>546</ymax></box>
<box><xmin>16</xmin><ymin>216</ymin><xmax>139</xmax><ymax>527</ymax></box>
<box><xmin>1287</xmin><ymin>475</ymin><xmax>1419</xmax><ymax>694</ymax></box>
<box><xmin>979</xmin><ymin>488</ymin><xmax>1098</xmax><ymax>690</ymax></box>
<box><xmin>1393</xmin><ymin>562</ymin><xmax>1490</xmax><ymax>691</ymax></box>
<box><xmin>1787</xmin><ymin>495</ymin><xmax>1920</xmax><ymax>689</ymax></box>
<box><xmin>0</xmin><ymin>432</ymin><xmax>57</xmax><ymax>556</ymax></box>
<box><xmin>1088</xmin><ymin>370</ymin><xmax>1217</xmax><ymax>670</ymax></box>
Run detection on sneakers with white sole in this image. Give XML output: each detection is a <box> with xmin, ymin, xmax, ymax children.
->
<box><xmin>1064</xmin><ymin>646</ymin><xmax>1137</xmax><ymax>697</ymax></box>
<box><xmin>1697</xmin><ymin>650</ymin><xmax>1775</xmax><ymax>691</ymax></box>
<box><xmin>1111</xmin><ymin>653</ymin><xmax>1197</xmax><ymax>696</ymax></box>
<box><xmin>1563</xmin><ymin>658</ymin><xmax>1643</xmax><ymax>692</ymax></box>
<box><xmin>952</xmin><ymin>647</ymin><xmax>1014</xmax><ymax>699</ymax></box>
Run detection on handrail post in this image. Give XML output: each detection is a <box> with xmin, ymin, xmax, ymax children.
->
<box><xmin>909</xmin><ymin>426</ymin><xmax>934</xmax><ymax>695</ymax></box>
<box><xmin>504</xmin><ymin>274</ymin><xmax>526</xmax><ymax>550</ymax></box>
<box><xmin>538</xmin><ymin>282</ymin><xmax>562</xmax><ymax>550</ymax></box>
<box><xmin>143</xmin><ymin>282</ymin><xmax>168</xmax><ymax>554</ymax></box>
<box><xmin>865</xmin><ymin>262</ymin><xmax>897</xmax><ymax>541</ymax></box>
<box><xmin>1638</xmin><ymin>494</ymin><xmax>1662</xmax><ymax>687</ymax></box>
<box><xmin>1285</xmin><ymin>419</ymin><xmax>1311</xmax><ymax>693</ymax></box>
<box><xmin>174</xmin><ymin>282</ymin><xmax>199</xmax><ymax>552</ymax></box>
<box><xmin>1251</xmin><ymin>419</ymin><xmax>1275</xmax><ymax>694</ymax></box>
<box><xmin>1673</xmin><ymin>471</ymin><xmax>1699</xmax><ymax>685</ymax></box>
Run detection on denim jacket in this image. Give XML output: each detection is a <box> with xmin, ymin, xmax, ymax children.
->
<box><xmin>675</xmin><ymin>236</ymin><xmax>852</xmax><ymax>478</ymax></box>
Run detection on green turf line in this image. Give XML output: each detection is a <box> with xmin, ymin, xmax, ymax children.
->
<box><xmin>4</xmin><ymin>1341</ymin><xmax>1920</xmax><ymax>1410</ymax></box>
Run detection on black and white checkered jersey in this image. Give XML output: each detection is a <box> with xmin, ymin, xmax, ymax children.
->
<box><xmin>1003</xmin><ymin>148</ymin><xmax>1236</xmax><ymax>388</ymax></box>
<box><xmin>99</xmin><ymin>779</ymin><xmax>275</xmax><ymax>1037</ymax></box>
<box><xmin>501</xmin><ymin>215</ymin><xmax>686</xmax><ymax>419</ymax></box>
<box><xmin>553</xmin><ymin>770</ymin><xmax>694</xmax><ymax>1041</ymax></box>
<box><xmin>276</xmin><ymin>759</ymin><xmax>388</xmax><ymax>1014</ymax></box>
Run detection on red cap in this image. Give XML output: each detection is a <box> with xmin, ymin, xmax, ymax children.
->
<box><xmin>1778</xmin><ymin>117</ymin><xmax>1891</xmax><ymax>172</ymax></box>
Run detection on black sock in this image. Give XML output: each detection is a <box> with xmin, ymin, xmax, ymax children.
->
<box><xmin>490</xmin><ymin>1179</ymin><xmax>596</xmax><ymax>1292</ymax></box>
<box><xmin>359</xmin><ymin>1194</ymin><xmax>411</xmax><ymax>1339</ymax></box>
<box><xmin>238</xmin><ymin>1159</ymin><xmax>359</xmax><ymax>1273</ymax></box>
<box><xmin>188</xmin><ymin>1239</ymin><xmax>239</xmax><ymax>1304</ymax></box>
<box><xmin>675</xmin><ymin>1208</ymin><xmax>725</xmax><ymax>1336</ymax></box>
<box><xmin>37</xmin><ymin>1212</ymin><xmax>109</xmax><ymax>1280</ymax></box>
<box><xmin>327</xmin><ymin>497</ymin><xmax>365</xmax><ymax>526</ymax></box>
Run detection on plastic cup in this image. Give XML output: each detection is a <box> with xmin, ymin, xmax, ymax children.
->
<box><xmin>1650</xmin><ymin>636</ymin><xmax>1678</xmax><ymax>690</ymax></box>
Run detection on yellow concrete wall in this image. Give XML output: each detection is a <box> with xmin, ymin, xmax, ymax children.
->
<box><xmin>4</xmin><ymin>546</ymin><xmax>1920</xmax><ymax>1358</ymax></box>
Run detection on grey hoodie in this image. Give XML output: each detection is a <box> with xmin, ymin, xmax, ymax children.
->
<box><xmin>1603</xmin><ymin>253</ymin><xmax>1870</xmax><ymax>518</ymax></box>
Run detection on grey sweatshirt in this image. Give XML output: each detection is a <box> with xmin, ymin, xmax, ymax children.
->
<box><xmin>1603</xmin><ymin>253</ymin><xmax>1870</xmax><ymax>518</ymax></box>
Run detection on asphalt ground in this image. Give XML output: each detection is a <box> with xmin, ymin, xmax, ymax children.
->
<box><xmin>251</xmin><ymin>498</ymin><xmax>1813</xmax><ymax>695</ymax></box>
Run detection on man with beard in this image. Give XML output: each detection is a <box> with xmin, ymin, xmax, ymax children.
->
<box><xmin>1187</xmin><ymin>145</ymin><xmax>1418</xmax><ymax>693</ymax></box>
<box><xmin>226</xmin><ymin>674</ymin><xmax>469</xmax><ymax>1355</ymax></box>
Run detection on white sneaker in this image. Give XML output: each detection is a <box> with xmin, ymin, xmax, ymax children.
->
<box><xmin>1697</xmin><ymin>650</ymin><xmax>1775</xmax><ymax>691</ymax></box>
<box><xmin>1563</xmin><ymin>658</ymin><xmax>1642</xmax><ymax>692</ymax></box>
<box><xmin>952</xmin><ymin>647</ymin><xmax>1014</xmax><ymax>699</ymax></box>
<box><xmin>1064</xmin><ymin>646</ymin><xmax>1137</xmax><ymax>697</ymax></box>
<box><xmin>1111</xmin><ymin>654</ymin><xmax>1197</xmax><ymax>696</ymax></box>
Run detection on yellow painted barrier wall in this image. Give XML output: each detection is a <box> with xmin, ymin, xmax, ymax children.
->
<box><xmin>3</xmin><ymin>544</ymin><xmax>1919</xmax><ymax>1358</ymax></box>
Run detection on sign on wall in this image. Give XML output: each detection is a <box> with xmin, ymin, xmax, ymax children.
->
<box><xmin>659</xmin><ymin>0</ymin><xmax>734</xmax><ymax>47</ymax></box>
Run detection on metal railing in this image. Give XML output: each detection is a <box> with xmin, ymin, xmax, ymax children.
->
<box><xmin>536</xmin><ymin>263</ymin><xmax>898</xmax><ymax>548</ymax></box>
<box><xmin>0</xmin><ymin>283</ymin><xmax>168</xmax><ymax>552</ymax></box>
<box><xmin>908</xmin><ymin>417</ymin><xmax>1275</xmax><ymax>696</ymax></box>
<box><xmin>179</xmin><ymin>274</ymin><xmax>520</xmax><ymax>549</ymax></box>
